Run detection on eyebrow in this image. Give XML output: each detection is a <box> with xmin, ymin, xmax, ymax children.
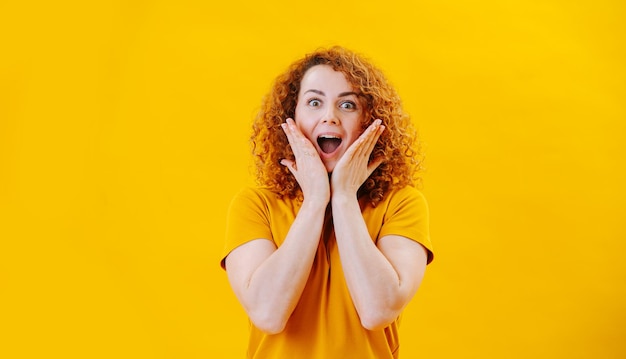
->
<box><xmin>303</xmin><ymin>89</ymin><xmax>359</xmax><ymax>97</ymax></box>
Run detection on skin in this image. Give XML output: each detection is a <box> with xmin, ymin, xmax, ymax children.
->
<box><xmin>225</xmin><ymin>65</ymin><xmax>428</xmax><ymax>334</ymax></box>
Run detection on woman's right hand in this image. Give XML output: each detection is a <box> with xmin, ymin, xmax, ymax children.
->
<box><xmin>280</xmin><ymin>118</ymin><xmax>330</xmax><ymax>205</ymax></box>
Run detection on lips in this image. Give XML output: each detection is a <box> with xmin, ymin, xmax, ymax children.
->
<box><xmin>317</xmin><ymin>135</ymin><xmax>342</xmax><ymax>154</ymax></box>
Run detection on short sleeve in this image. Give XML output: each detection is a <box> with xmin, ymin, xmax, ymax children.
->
<box><xmin>220</xmin><ymin>188</ymin><xmax>274</xmax><ymax>269</ymax></box>
<box><xmin>379</xmin><ymin>186</ymin><xmax>434</xmax><ymax>264</ymax></box>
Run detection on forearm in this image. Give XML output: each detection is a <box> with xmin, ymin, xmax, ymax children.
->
<box><xmin>331</xmin><ymin>194</ymin><xmax>409</xmax><ymax>330</ymax></box>
<box><xmin>239</xmin><ymin>199</ymin><xmax>326</xmax><ymax>333</ymax></box>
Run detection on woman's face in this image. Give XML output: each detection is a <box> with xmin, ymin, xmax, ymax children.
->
<box><xmin>294</xmin><ymin>65</ymin><xmax>365</xmax><ymax>173</ymax></box>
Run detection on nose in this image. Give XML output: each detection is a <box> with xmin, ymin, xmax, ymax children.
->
<box><xmin>321</xmin><ymin>106</ymin><xmax>340</xmax><ymax>125</ymax></box>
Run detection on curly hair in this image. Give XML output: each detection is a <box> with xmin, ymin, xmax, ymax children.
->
<box><xmin>251</xmin><ymin>46</ymin><xmax>423</xmax><ymax>206</ymax></box>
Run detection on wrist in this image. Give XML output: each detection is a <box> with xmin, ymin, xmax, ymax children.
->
<box><xmin>301</xmin><ymin>195</ymin><xmax>330</xmax><ymax>211</ymax></box>
<box><xmin>331</xmin><ymin>191</ymin><xmax>358</xmax><ymax>207</ymax></box>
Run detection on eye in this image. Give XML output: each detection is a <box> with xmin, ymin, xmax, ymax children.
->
<box><xmin>340</xmin><ymin>101</ymin><xmax>357</xmax><ymax>110</ymax></box>
<box><xmin>308</xmin><ymin>99</ymin><xmax>322</xmax><ymax>107</ymax></box>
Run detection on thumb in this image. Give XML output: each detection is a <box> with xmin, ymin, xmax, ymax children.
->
<box><xmin>366</xmin><ymin>157</ymin><xmax>384</xmax><ymax>176</ymax></box>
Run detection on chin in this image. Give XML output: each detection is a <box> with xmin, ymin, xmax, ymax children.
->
<box><xmin>323</xmin><ymin>163</ymin><xmax>336</xmax><ymax>173</ymax></box>
<box><xmin>322</xmin><ymin>155</ymin><xmax>341</xmax><ymax>173</ymax></box>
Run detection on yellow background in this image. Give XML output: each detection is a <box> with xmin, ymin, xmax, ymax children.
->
<box><xmin>1</xmin><ymin>0</ymin><xmax>624</xmax><ymax>358</ymax></box>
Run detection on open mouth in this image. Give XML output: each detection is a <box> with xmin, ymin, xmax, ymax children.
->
<box><xmin>317</xmin><ymin>135</ymin><xmax>342</xmax><ymax>154</ymax></box>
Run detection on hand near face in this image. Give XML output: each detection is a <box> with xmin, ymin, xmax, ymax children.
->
<box><xmin>330</xmin><ymin>119</ymin><xmax>385</xmax><ymax>198</ymax></box>
<box><xmin>280</xmin><ymin>118</ymin><xmax>331</xmax><ymax>204</ymax></box>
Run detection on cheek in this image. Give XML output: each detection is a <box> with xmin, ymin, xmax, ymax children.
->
<box><xmin>344</xmin><ymin>137</ymin><xmax>359</xmax><ymax>149</ymax></box>
<box><xmin>293</xmin><ymin>101</ymin><xmax>305</xmax><ymax>120</ymax></box>
<box><xmin>293</xmin><ymin>109</ymin><xmax>312</xmax><ymax>132</ymax></box>
<box><xmin>294</xmin><ymin>119</ymin><xmax>314</xmax><ymax>140</ymax></box>
<box><xmin>294</xmin><ymin>109</ymin><xmax>310</xmax><ymax>128</ymax></box>
<box><xmin>349</xmin><ymin>124</ymin><xmax>365</xmax><ymax>141</ymax></box>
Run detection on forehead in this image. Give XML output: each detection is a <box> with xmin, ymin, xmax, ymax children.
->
<box><xmin>299</xmin><ymin>65</ymin><xmax>354</xmax><ymax>93</ymax></box>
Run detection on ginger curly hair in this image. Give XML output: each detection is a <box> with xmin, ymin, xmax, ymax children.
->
<box><xmin>251</xmin><ymin>46</ymin><xmax>423</xmax><ymax>206</ymax></box>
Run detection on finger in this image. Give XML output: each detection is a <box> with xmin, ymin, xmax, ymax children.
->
<box><xmin>282</xmin><ymin>119</ymin><xmax>307</xmax><ymax>159</ymax></box>
<box><xmin>342</xmin><ymin>120</ymin><xmax>378</xmax><ymax>160</ymax></box>
<box><xmin>280</xmin><ymin>158</ymin><xmax>297</xmax><ymax>173</ymax></box>
<box><xmin>366</xmin><ymin>156</ymin><xmax>384</xmax><ymax>176</ymax></box>
<box><xmin>353</xmin><ymin>120</ymin><xmax>383</xmax><ymax>160</ymax></box>
<box><xmin>281</xmin><ymin>119</ymin><xmax>299</xmax><ymax>147</ymax></box>
<box><xmin>284</xmin><ymin>118</ymin><xmax>316</xmax><ymax>159</ymax></box>
<box><xmin>281</xmin><ymin>120</ymin><xmax>295</xmax><ymax>147</ymax></box>
<box><xmin>363</xmin><ymin>121</ymin><xmax>384</xmax><ymax>158</ymax></box>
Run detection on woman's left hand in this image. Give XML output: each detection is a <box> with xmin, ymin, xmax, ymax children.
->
<box><xmin>330</xmin><ymin>119</ymin><xmax>385</xmax><ymax>198</ymax></box>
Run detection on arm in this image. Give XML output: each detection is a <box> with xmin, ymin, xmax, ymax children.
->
<box><xmin>330</xmin><ymin>120</ymin><xmax>428</xmax><ymax>330</ymax></box>
<box><xmin>225</xmin><ymin>198</ymin><xmax>327</xmax><ymax>334</ymax></box>
<box><xmin>331</xmin><ymin>196</ymin><xmax>428</xmax><ymax>330</ymax></box>
<box><xmin>224</xmin><ymin>118</ymin><xmax>329</xmax><ymax>334</ymax></box>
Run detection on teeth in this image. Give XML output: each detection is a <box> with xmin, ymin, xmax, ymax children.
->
<box><xmin>317</xmin><ymin>135</ymin><xmax>342</xmax><ymax>154</ymax></box>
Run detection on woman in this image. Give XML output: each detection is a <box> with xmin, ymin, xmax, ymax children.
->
<box><xmin>221</xmin><ymin>46</ymin><xmax>434</xmax><ymax>358</ymax></box>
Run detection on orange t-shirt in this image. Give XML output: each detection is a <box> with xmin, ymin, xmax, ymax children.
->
<box><xmin>221</xmin><ymin>185</ymin><xmax>433</xmax><ymax>359</ymax></box>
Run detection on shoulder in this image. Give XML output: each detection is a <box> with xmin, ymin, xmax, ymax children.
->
<box><xmin>233</xmin><ymin>186</ymin><xmax>274</xmax><ymax>199</ymax></box>
<box><xmin>231</xmin><ymin>186</ymin><xmax>279</xmax><ymax>206</ymax></box>
<box><xmin>361</xmin><ymin>185</ymin><xmax>428</xmax><ymax>219</ymax></box>
<box><xmin>229</xmin><ymin>186</ymin><xmax>300</xmax><ymax>214</ymax></box>
<box><xmin>377</xmin><ymin>185</ymin><xmax>434</xmax><ymax>263</ymax></box>
<box><xmin>389</xmin><ymin>185</ymin><xmax>426</xmax><ymax>199</ymax></box>
<box><xmin>383</xmin><ymin>185</ymin><xmax>428</xmax><ymax>211</ymax></box>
